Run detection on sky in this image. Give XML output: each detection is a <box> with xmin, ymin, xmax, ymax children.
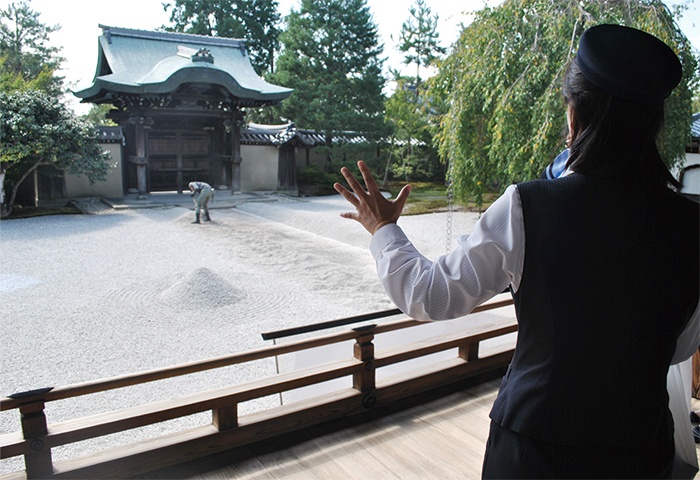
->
<box><xmin>2</xmin><ymin>0</ymin><xmax>698</xmax><ymax>115</ymax></box>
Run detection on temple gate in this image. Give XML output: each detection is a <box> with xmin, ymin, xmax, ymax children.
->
<box><xmin>74</xmin><ymin>26</ymin><xmax>291</xmax><ymax>196</ymax></box>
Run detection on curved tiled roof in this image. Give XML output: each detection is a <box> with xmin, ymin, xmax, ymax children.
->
<box><xmin>73</xmin><ymin>26</ymin><xmax>291</xmax><ymax>106</ymax></box>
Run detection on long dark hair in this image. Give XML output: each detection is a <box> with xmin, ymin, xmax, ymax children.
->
<box><xmin>562</xmin><ymin>60</ymin><xmax>680</xmax><ymax>189</ymax></box>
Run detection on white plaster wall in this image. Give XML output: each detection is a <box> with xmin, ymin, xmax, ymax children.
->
<box><xmin>64</xmin><ymin>143</ymin><xmax>123</xmax><ymax>198</ymax></box>
<box><xmin>677</xmin><ymin>152</ymin><xmax>700</xmax><ymax>196</ymax></box>
<box><xmin>241</xmin><ymin>145</ymin><xmax>278</xmax><ymax>191</ymax></box>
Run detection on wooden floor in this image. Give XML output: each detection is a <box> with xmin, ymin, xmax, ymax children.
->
<box><xmin>143</xmin><ymin>378</ymin><xmax>501</xmax><ymax>479</ymax></box>
<box><xmin>143</xmin><ymin>379</ymin><xmax>700</xmax><ymax>480</ymax></box>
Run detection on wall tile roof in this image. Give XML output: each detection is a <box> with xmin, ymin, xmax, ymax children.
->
<box><xmin>96</xmin><ymin>126</ymin><xmax>124</xmax><ymax>144</ymax></box>
<box><xmin>240</xmin><ymin>123</ymin><xmax>425</xmax><ymax>148</ymax></box>
<box><xmin>241</xmin><ymin>123</ymin><xmax>370</xmax><ymax>146</ymax></box>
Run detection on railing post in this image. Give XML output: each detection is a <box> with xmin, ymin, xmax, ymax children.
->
<box><xmin>19</xmin><ymin>401</ymin><xmax>53</xmax><ymax>478</ymax></box>
<box><xmin>459</xmin><ymin>340</ymin><xmax>480</xmax><ymax>362</ymax></box>
<box><xmin>212</xmin><ymin>404</ymin><xmax>238</xmax><ymax>431</ymax></box>
<box><xmin>353</xmin><ymin>327</ymin><xmax>376</xmax><ymax>408</ymax></box>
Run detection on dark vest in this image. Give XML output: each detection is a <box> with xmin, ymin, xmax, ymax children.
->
<box><xmin>490</xmin><ymin>174</ymin><xmax>699</xmax><ymax>448</ymax></box>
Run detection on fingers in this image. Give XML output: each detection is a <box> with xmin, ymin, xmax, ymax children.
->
<box><xmin>339</xmin><ymin>161</ymin><xmax>378</xmax><ymax>197</ymax></box>
<box><xmin>340</xmin><ymin>166</ymin><xmax>368</xmax><ymax>198</ymax></box>
<box><xmin>394</xmin><ymin>184</ymin><xmax>413</xmax><ymax>206</ymax></box>
<box><xmin>333</xmin><ymin>181</ymin><xmax>359</xmax><ymax>207</ymax></box>
<box><xmin>335</xmin><ymin>161</ymin><xmax>412</xmax><ymax>234</ymax></box>
<box><xmin>357</xmin><ymin>161</ymin><xmax>381</xmax><ymax>197</ymax></box>
<box><xmin>337</xmin><ymin>161</ymin><xmax>412</xmax><ymax>209</ymax></box>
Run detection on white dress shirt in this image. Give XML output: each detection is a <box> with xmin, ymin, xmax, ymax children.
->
<box><xmin>369</xmin><ymin>184</ymin><xmax>700</xmax><ymax>364</ymax></box>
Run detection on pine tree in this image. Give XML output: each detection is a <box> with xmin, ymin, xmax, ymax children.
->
<box><xmin>270</xmin><ymin>0</ymin><xmax>386</xmax><ymax>152</ymax></box>
<box><xmin>164</xmin><ymin>0</ymin><xmax>281</xmax><ymax>75</ymax></box>
<box><xmin>397</xmin><ymin>0</ymin><xmax>446</xmax><ymax>85</ymax></box>
<box><xmin>0</xmin><ymin>0</ymin><xmax>64</xmax><ymax>95</ymax></box>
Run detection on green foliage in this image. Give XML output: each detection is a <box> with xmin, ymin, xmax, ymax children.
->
<box><xmin>382</xmin><ymin>180</ymin><xmax>499</xmax><ymax>215</ymax></box>
<box><xmin>429</xmin><ymin>0</ymin><xmax>699</xmax><ymax>207</ymax></box>
<box><xmin>0</xmin><ymin>90</ymin><xmax>110</xmax><ymax>217</ymax></box>
<box><xmin>384</xmin><ymin>1</ymin><xmax>447</xmax><ymax>183</ymax></box>
<box><xmin>296</xmin><ymin>164</ymin><xmax>341</xmax><ymax>195</ymax></box>
<box><xmin>269</xmin><ymin>0</ymin><xmax>386</xmax><ymax>149</ymax></box>
<box><xmin>0</xmin><ymin>53</ymin><xmax>54</xmax><ymax>92</ymax></box>
<box><xmin>0</xmin><ymin>0</ymin><xmax>63</xmax><ymax>95</ymax></box>
<box><xmin>384</xmin><ymin>76</ymin><xmax>442</xmax><ymax>182</ymax></box>
<box><xmin>81</xmin><ymin>103</ymin><xmax>117</xmax><ymax>126</ymax></box>
<box><xmin>397</xmin><ymin>0</ymin><xmax>446</xmax><ymax>84</ymax></box>
<box><xmin>314</xmin><ymin>138</ymin><xmax>380</xmax><ymax>166</ymax></box>
<box><xmin>298</xmin><ymin>139</ymin><xmax>387</xmax><ymax>191</ymax></box>
<box><xmin>5</xmin><ymin>204</ymin><xmax>82</xmax><ymax>219</ymax></box>
<box><xmin>163</xmin><ymin>0</ymin><xmax>281</xmax><ymax>75</ymax></box>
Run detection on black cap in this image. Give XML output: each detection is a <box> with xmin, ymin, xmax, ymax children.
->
<box><xmin>576</xmin><ymin>24</ymin><xmax>682</xmax><ymax>104</ymax></box>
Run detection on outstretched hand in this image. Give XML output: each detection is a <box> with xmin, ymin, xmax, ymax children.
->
<box><xmin>334</xmin><ymin>160</ymin><xmax>412</xmax><ymax>235</ymax></box>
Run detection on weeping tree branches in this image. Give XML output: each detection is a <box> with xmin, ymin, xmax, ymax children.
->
<box><xmin>428</xmin><ymin>0</ymin><xmax>698</xmax><ymax>207</ymax></box>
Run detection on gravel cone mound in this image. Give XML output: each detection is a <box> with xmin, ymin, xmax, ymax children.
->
<box><xmin>158</xmin><ymin>267</ymin><xmax>245</xmax><ymax>309</ymax></box>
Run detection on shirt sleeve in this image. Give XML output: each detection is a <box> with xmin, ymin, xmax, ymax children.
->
<box><xmin>369</xmin><ymin>184</ymin><xmax>525</xmax><ymax>321</ymax></box>
<box><xmin>671</xmin><ymin>301</ymin><xmax>700</xmax><ymax>364</ymax></box>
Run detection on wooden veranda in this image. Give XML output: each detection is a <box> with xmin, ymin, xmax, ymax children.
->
<box><xmin>143</xmin><ymin>376</ymin><xmax>503</xmax><ymax>479</ymax></box>
<box><xmin>0</xmin><ymin>297</ymin><xmax>517</xmax><ymax>479</ymax></box>
<box><xmin>149</xmin><ymin>380</ymin><xmax>700</xmax><ymax>480</ymax></box>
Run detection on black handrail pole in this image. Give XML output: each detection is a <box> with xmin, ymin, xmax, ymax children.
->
<box><xmin>261</xmin><ymin>308</ymin><xmax>403</xmax><ymax>341</ymax></box>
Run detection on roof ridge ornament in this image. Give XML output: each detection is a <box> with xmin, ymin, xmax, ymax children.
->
<box><xmin>177</xmin><ymin>45</ymin><xmax>214</xmax><ymax>64</ymax></box>
<box><xmin>192</xmin><ymin>48</ymin><xmax>214</xmax><ymax>63</ymax></box>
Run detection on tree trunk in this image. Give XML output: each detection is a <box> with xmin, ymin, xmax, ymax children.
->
<box><xmin>0</xmin><ymin>172</ymin><xmax>5</xmax><ymax>217</ymax></box>
<box><xmin>325</xmin><ymin>130</ymin><xmax>333</xmax><ymax>163</ymax></box>
<box><xmin>382</xmin><ymin>138</ymin><xmax>395</xmax><ymax>187</ymax></box>
<box><xmin>1</xmin><ymin>157</ymin><xmax>45</xmax><ymax>219</ymax></box>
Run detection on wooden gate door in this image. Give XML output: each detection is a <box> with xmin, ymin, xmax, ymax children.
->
<box><xmin>148</xmin><ymin>130</ymin><xmax>211</xmax><ymax>192</ymax></box>
<box><xmin>278</xmin><ymin>145</ymin><xmax>296</xmax><ymax>191</ymax></box>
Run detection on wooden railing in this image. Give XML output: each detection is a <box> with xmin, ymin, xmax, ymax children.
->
<box><xmin>0</xmin><ymin>298</ymin><xmax>516</xmax><ymax>479</ymax></box>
